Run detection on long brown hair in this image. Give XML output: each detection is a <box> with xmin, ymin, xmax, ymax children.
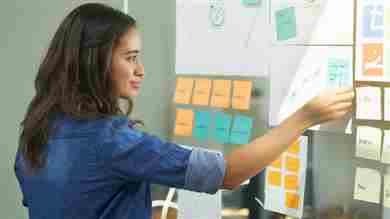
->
<box><xmin>19</xmin><ymin>3</ymin><xmax>137</xmax><ymax>173</ymax></box>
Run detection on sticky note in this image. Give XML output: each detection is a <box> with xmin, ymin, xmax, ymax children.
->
<box><xmin>174</xmin><ymin>108</ymin><xmax>194</xmax><ymax>137</ymax></box>
<box><xmin>327</xmin><ymin>58</ymin><xmax>350</xmax><ymax>88</ymax></box>
<box><xmin>275</xmin><ymin>7</ymin><xmax>297</xmax><ymax>41</ymax></box>
<box><xmin>174</xmin><ymin>77</ymin><xmax>194</xmax><ymax>104</ymax></box>
<box><xmin>382</xmin><ymin>130</ymin><xmax>390</xmax><ymax>164</ymax></box>
<box><xmin>229</xmin><ymin>115</ymin><xmax>253</xmax><ymax>145</ymax></box>
<box><xmin>285</xmin><ymin>192</ymin><xmax>300</xmax><ymax>209</ymax></box>
<box><xmin>285</xmin><ymin>175</ymin><xmax>299</xmax><ymax>191</ymax></box>
<box><xmin>267</xmin><ymin>170</ymin><xmax>282</xmax><ymax>187</ymax></box>
<box><xmin>356</xmin><ymin>126</ymin><xmax>382</xmax><ymax>161</ymax></box>
<box><xmin>362</xmin><ymin>3</ymin><xmax>384</xmax><ymax>38</ymax></box>
<box><xmin>356</xmin><ymin>86</ymin><xmax>382</xmax><ymax>120</ymax></box>
<box><xmin>285</xmin><ymin>156</ymin><xmax>300</xmax><ymax>173</ymax></box>
<box><xmin>384</xmin><ymin>175</ymin><xmax>390</xmax><ymax>208</ymax></box>
<box><xmin>192</xmin><ymin>78</ymin><xmax>212</xmax><ymax>106</ymax></box>
<box><xmin>270</xmin><ymin>157</ymin><xmax>282</xmax><ymax>169</ymax></box>
<box><xmin>287</xmin><ymin>139</ymin><xmax>300</xmax><ymax>155</ymax></box>
<box><xmin>232</xmin><ymin>80</ymin><xmax>252</xmax><ymax>110</ymax></box>
<box><xmin>242</xmin><ymin>0</ymin><xmax>261</xmax><ymax>6</ymax></box>
<box><xmin>354</xmin><ymin>167</ymin><xmax>381</xmax><ymax>204</ymax></box>
<box><xmin>210</xmin><ymin>80</ymin><xmax>231</xmax><ymax>108</ymax></box>
<box><xmin>193</xmin><ymin>110</ymin><xmax>212</xmax><ymax>141</ymax></box>
<box><xmin>384</xmin><ymin>88</ymin><xmax>390</xmax><ymax>121</ymax></box>
<box><xmin>362</xmin><ymin>43</ymin><xmax>384</xmax><ymax>77</ymax></box>
<box><xmin>212</xmin><ymin>112</ymin><xmax>232</xmax><ymax>144</ymax></box>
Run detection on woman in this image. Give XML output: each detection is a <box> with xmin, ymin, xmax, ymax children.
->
<box><xmin>15</xmin><ymin>3</ymin><xmax>354</xmax><ymax>219</ymax></box>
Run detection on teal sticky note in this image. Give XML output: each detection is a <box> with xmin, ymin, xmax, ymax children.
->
<box><xmin>212</xmin><ymin>112</ymin><xmax>232</xmax><ymax>144</ymax></box>
<box><xmin>327</xmin><ymin>58</ymin><xmax>350</xmax><ymax>88</ymax></box>
<box><xmin>242</xmin><ymin>0</ymin><xmax>261</xmax><ymax>6</ymax></box>
<box><xmin>275</xmin><ymin>7</ymin><xmax>297</xmax><ymax>41</ymax></box>
<box><xmin>230</xmin><ymin>115</ymin><xmax>253</xmax><ymax>145</ymax></box>
<box><xmin>193</xmin><ymin>110</ymin><xmax>212</xmax><ymax>141</ymax></box>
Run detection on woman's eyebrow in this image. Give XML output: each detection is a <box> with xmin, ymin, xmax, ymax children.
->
<box><xmin>123</xmin><ymin>50</ymin><xmax>139</xmax><ymax>55</ymax></box>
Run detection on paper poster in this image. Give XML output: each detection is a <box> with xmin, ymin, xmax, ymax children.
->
<box><xmin>193</xmin><ymin>110</ymin><xmax>212</xmax><ymax>141</ymax></box>
<box><xmin>275</xmin><ymin>7</ymin><xmax>297</xmax><ymax>41</ymax></box>
<box><xmin>265</xmin><ymin>136</ymin><xmax>308</xmax><ymax>218</ymax></box>
<box><xmin>212</xmin><ymin>111</ymin><xmax>232</xmax><ymax>144</ymax></box>
<box><xmin>229</xmin><ymin>115</ymin><xmax>253</xmax><ymax>145</ymax></box>
<box><xmin>382</xmin><ymin>130</ymin><xmax>390</xmax><ymax>163</ymax></box>
<box><xmin>356</xmin><ymin>126</ymin><xmax>382</xmax><ymax>161</ymax></box>
<box><xmin>192</xmin><ymin>78</ymin><xmax>212</xmax><ymax>106</ymax></box>
<box><xmin>385</xmin><ymin>88</ymin><xmax>390</xmax><ymax>121</ymax></box>
<box><xmin>232</xmin><ymin>80</ymin><xmax>252</xmax><ymax>110</ymax></box>
<box><xmin>384</xmin><ymin>175</ymin><xmax>390</xmax><ymax>208</ymax></box>
<box><xmin>356</xmin><ymin>86</ymin><xmax>382</xmax><ymax>120</ymax></box>
<box><xmin>174</xmin><ymin>108</ymin><xmax>194</xmax><ymax>136</ymax></box>
<box><xmin>174</xmin><ymin>77</ymin><xmax>194</xmax><ymax>104</ymax></box>
<box><xmin>354</xmin><ymin>167</ymin><xmax>381</xmax><ymax>204</ymax></box>
<box><xmin>210</xmin><ymin>80</ymin><xmax>231</xmax><ymax>108</ymax></box>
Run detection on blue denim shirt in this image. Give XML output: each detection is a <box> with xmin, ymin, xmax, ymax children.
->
<box><xmin>14</xmin><ymin>115</ymin><xmax>226</xmax><ymax>219</ymax></box>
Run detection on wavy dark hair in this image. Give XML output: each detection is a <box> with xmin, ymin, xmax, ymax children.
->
<box><xmin>19</xmin><ymin>3</ymin><xmax>137</xmax><ymax>173</ymax></box>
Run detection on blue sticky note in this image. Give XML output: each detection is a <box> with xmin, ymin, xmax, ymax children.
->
<box><xmin>193</xmin><ymin>110</ymin><xmax>212</xmax><ymax>141</ymax></box>
<box><xmin>230</xmin><ymin>115</ymin><xmax>253</xmax><ymax>145</ymax></box>
<box><xmin>327</xmin><ymin>58</ymin><xmax>350</xmax><ymax>88</ymax></box>
<box><xmin>363</xmin><ymin>3</ymin><xmax>384</xmax><ymax>38</ymax></box>
<box><xmin>212</xmin><ymin>112</ymin><xmax>232</xmax><ymax>144</ymax></box>
<box><xmin>275</xmin><ymin>7</ymin><xmax>297</xmax><ymax>41</ymax></box>
<box><xmin>242</xmin><ymin>0</ymin><xmax>261</xmax><ymax>6</ymax></box>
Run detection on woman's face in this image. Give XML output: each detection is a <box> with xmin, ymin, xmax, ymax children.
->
<box><xmin>111</xmin><ymin>28</ymin><xmax>144</xmax><ymax>98</ymax></box>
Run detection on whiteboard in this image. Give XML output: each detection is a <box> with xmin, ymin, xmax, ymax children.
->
<box><xmin>269</xmin><ymin>46</ymin><xmax>354</xmax><ymax>133</ymax></box>
<box><xmin>176</xmin><ymin>0</ymin><xmax>269</xmax><ymax>76</ymax></box>
<box><xmin>270</xmin><ymin>0</ymin><xmax>354</xmax><ymax>45</ymax></box>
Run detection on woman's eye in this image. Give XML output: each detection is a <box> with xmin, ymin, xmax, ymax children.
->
<box><xmin>126</xmin><ymin>56</ymin><xmax>137</xmax><ymax>63</ymax></box>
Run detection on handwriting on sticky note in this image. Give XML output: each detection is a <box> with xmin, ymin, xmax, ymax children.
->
<box><xmin>174</xmin><ymin>77</ymin><xmax>194</xmax><ymax>104</ymax></box>
<box><xmin>356</xmin><ymin>86</ymin><xmax>382</xmax><ymax>120</ymax></box>
<box><xmin>232</xmin><ymin>80</ymin><xmax>252</xmax><ymax>110</ymax></box>
<box><xmin>211</xmin><ymin>80</ymin><xmax>231</xmax><ymax>108</ymax></box>
<box><xmin>285</xmin><ymin>175</ymin><xmax>299</xmax><ymax>191</ymax></box>
<box><xmin>275</xmin><ymin>7</ymin><xmax>297</xmax><ymax>41</ymax></box>
<box><xmin>212</xmin><ymin>112</ymin><xmax>232</xmax><ymax>144</ymax></box>
<box><xmin>193</xmin><ymin>110</ymin><xmax>211</xmax><ymax>141</ymax></box>
<box><xmin>356</xmin><ymin>126</ymin><xmax>382</xmax><ymax>161</ymax></box>
<box><xmin>286</xmin><ymin>156</ymin><xmax>300</xmax><ymax>173</ymax></box>
<box><xmin>174</xmin><ymin>108</ymin><xmax>194</xmax><ymax>137</ymax></box>
<box><xmin>229</xmin><ymin>115</ymin><xmax>253</xmax><ymax>145</ymax></box>
<box><xmin>354</xmin><ymin>167</ymin><xmax>381</xmax><ymax>204</ymax></box>
<box><xmin>327</xmin><ymin>58</ymin><xmax>350</xmax><ymax>88</ymax></box>
<box><xmin>268</xmin><ymin>171</ymin><xmax>282</xmax><ymax>187</ymax></box>
<box><xmin>285</xmin><ymin>192</ymin><xmax>300</xmax><ymax>209</ymax></box>
<box><xmin>192</xmin><ymin>78</ymin><xmax>212</xmax><ymax>106</ymax></box>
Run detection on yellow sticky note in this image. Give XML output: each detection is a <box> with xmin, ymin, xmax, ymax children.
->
<box><xmin>354</xmin><ymin>167</ymin><xmax>381</xmax><ymax>204</ymax></box>
<box><xmin>288</xmin><ymin>139</ymin><xmax>300</xmax><ymax>155</ymax></box>
<box><xmin>232</xmin><ymin>80</ymin><xmax>252</xmax><ymax>110</ymax></box>
<box><xmin>174</xmin><ymin>77</ymin><xmax>194</xmax><ymax>104</ymax></box>
<box><xmin>210</xmin><ymin>80</ymin><xmax>231</xmax><ymax>108</ymax></box>
<box><xmin>174</xmin><ymin>109</ymin><xmax>194</xmax><ymax>136</ymax></box>
<box><xmin>267</xmin><ymin>171</ymin><xmax>282</xmax><ymax>187</ymax></box>
<box><xmin>285</xmin><ymin>156</ymin><xmax>300</xmax><ymax>173</ymax></box>
<box><xmin>270</xmin><ymin>157</ymin><xmax>282</xmax><ymax>169</ymax></box>
<box><xmin>285</xmin><ymin>192</ymin><xmax>300</xmax><ymax>209</ymax></box>
<box><xmin>192</xmin><ymin>78</ymin><xmax>212</xmax><ymax>106</ymax></box>
<box><xmin>356</xmin><ymin>126</ymin><xmax>382</xmax><ymax>161</ymax></box>
<box><xmin>285</xmin><ymin>174</ymin><xmax>299</xmax><ymax>191</ymax></box>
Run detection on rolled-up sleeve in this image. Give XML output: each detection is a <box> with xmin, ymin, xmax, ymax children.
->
<box><xmin>97</xmin><ymin>118</ymin><xmax>226</xmax><ymax>194</ymax></box>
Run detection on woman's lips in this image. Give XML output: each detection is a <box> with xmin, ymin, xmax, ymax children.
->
<box><xmin>130</xmin><ymin>81</ymin><xmax>141</xmax><ymax>89</ymax></box>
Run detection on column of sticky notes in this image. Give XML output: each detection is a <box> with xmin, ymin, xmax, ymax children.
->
<box><xmin>173</xmin><ymin>77</ymin><xmax>254</xmax><ymax>145</ymax></box>
<box><xmin>264</xmin><ymin>136</ymin><xmax>308</xmax><ymax>218</ymax></box>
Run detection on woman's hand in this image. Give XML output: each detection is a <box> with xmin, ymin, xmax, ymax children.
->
<box><xmin>298</xmin><ymin>88</ymin><xmax>355</xmax><ymax>127</ymax></box>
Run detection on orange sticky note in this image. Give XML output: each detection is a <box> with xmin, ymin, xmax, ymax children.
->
<box><xmin>270</xmin><ymin>157</ymin><xmax>282</xmax><ymax>169</ymax></box>
<box><xmin>210</xmin><ymin>80</ymin><xmax>231</xmax><ymax>108</ymax></box>
<box><xmin>192</xmin><ymin>78</ymin><xmax>212</xmax><ymax>106</ymax></box>
<box><xmin>285</xmin><ymin>156</ymin><xmax>300</xmax><ymax>173</ymax></box>
<box><xmin>267</xmin><ymin>171</ymin><xmax>282</xmax><ymax>187</ymax></box>
<box><xmin>362</xmin><ymin>43</ymin><xmax>384</xmax><ymax>77</ymax></box>
<box><xmin>285</xmin><ymin>192</ymin><xmax>300</xmax><ymax>209</ymax></box>
<box><xmin>174</xmin><ymin>77</ymin><xmax>194</xmax><ymax>104</ymax></box>
<box><xmin>285</xmin><ymin>174</ymin><xmax>299</xmax><ymax>190</ymax></box>
<box><xmin>287</xmin><ymin>139</ymin><xmax>300</xmax><ymax>155</ymax></box>
<box><xmin>232</xmin><ymin>80</ymin><xmax>252</xmax><ymax>110</ymax></box>
<box><xmin>174</xmin><ymin>109</ymin><xmax>194</xmax><ymax>136</ymax></box>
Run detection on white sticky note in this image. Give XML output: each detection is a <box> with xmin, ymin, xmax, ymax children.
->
<box><xmin>356</xmin><ymin>87</ymin><xmax>382</xmax><ymax>120</ymax></box>
<box><xmin>384</xmin><ymin>175</ymin><xmax>390</xmax><ymax>208</ymax></box>
<box><xmin>385</xmin><ymin>88</ymin><xmax>390</xmax><ymax>121</ymax></box>
<box><xmin>383</xmin><ymin>130</ymin><xmax>390</xmax><ymax>164</ymax></box>
<box><xmin>356</xmin><ymin>126</ymin><xmax>382</xmax><ymax>161</ymax></box>
<box><xmin>354</xmin><ymin>167</ymin><xmax>381</xmax><ymax>204</ymax></box>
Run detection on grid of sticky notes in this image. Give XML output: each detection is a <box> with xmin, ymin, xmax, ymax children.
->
<box><xmin>264</xmin><ymin>136</ymin><xmax>308</xmax><ymax>218</ymax></box>
<box><xmin>173</xmin><ymin>77</ymin><xmax>254</xmax><ymax>145</ymax></box>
